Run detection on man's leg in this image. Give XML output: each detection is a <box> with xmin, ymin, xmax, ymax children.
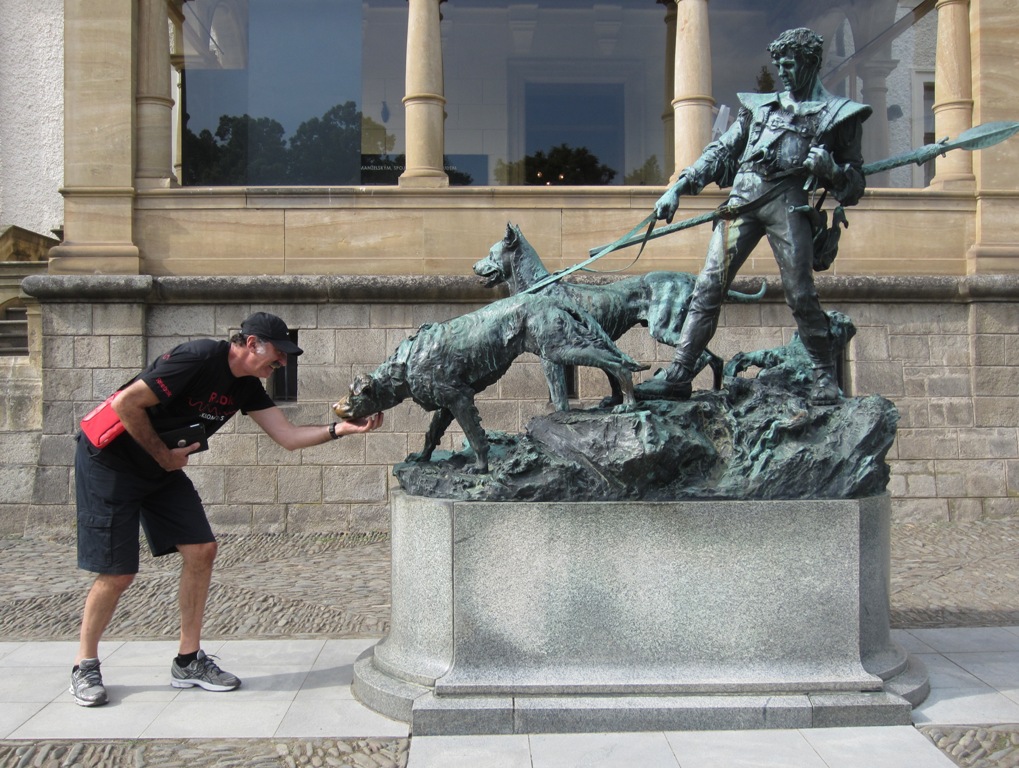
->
<box><xmin>770</xmin><ymin>210</ymin><xmax>839</xmax><ymax>405</ymax></box>
<box><xmin>72</xmin><ymin>436</ymin><xmax>144</xmax><ymax>706</ymax></box>
<box><xmin>169</xmin><ymin>540</ymin><xmax>240</xmax><ymax>691</ymax></box>
<box><xmin>637</xmin><ymin>219</ymin><xmax>757</xmax><ymax>399</ymax></box>
<box><xmin>177</xmin><ymin>541</ymin><xmax>217</xmax><ymax>654</ymax></box>
<box><xmin>141</xmin><ymin>472</ymin><xmax>239</xmax><ymax>691</ymax></box>
<box><xmin>76</xmin><ymin>573</ymin><xmax>135</xmax><ymax>664</ymax></box>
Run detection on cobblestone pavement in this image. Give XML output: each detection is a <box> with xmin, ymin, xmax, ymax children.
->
<box><xmin>1</xmin><ymin>519</ymin><xmax>1017</xmax><ymax>768</ymax></box>
<box><xmin>0</xmin><ymin>739</ymin><xmax>409</xmax><ymax>768</ymax></box>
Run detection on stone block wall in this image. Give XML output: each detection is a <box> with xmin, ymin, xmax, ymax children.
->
<box><xmin>2</xmin><ymin>273</ymin><xmax>1016</xmax><ymax>535</ymax></box>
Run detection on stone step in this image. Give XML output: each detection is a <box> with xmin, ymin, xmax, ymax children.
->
<box><xmin>0</xmin><ymin>317</ymin><xmax>28</xmax><ymax>356</ymax></box>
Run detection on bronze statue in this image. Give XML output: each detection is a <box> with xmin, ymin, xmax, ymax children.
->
<box><xmin>725</xmin><ymin>309</ymin><xmax>857</xmax><ymax>391</ymax></box>
<box><xmin>332</xmin><ymin>293</ymin><xmax>647</xmax><ymax>473</ymax></box>
<box><xmin>473</xmin><ymin>223</ymin><xmax>764</xmax><ymax>406</ymax></box>
<box><xmin>636</xmin><ymin>27</ymin><xmax>871</xmax><ymax>406</ymax></box>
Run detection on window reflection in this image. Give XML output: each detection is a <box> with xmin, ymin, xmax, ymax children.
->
<box><xmin>176</xmin><ymin>0</ymin><xmax>937</xmax><ymax>189</ymax></box>
<box><xmin>180</xmin><ymin>0</ymin><xmax>406</xmax><ymax>186</ymax></box>
<box><xmin>708</xmin><ymin>0</ymin><xmax>937</xmax><ymax>188</ymax></box>
<box><xmin>443</xmin><ymin>1</ymin><xmax>668</xmax><ymax>187</ymax></box>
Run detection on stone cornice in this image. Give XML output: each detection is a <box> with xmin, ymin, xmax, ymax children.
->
<box><xmin>20</xmin><ymin>273</ymin><xmax>1019</xmax><ymax>304</ymax></box>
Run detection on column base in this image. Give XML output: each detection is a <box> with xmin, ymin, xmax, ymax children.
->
<box><xmin>966</xmin><ymin>243</ymin><xmax>1019</xmax><ymax>272</ymax></box>
<box><xmin>47</xmin><ymin>244</ymin><xmax>140</xmax><ymax>275</ymax></box>
<box><xmin>927</xmin><ymin>173</ymin><xmax>976</xmax><ymax>191</ymax></box>
<box><xmin>399</xmin><ymin>171</ymin><xmax>450</xmax><ymax>188</ymax></box>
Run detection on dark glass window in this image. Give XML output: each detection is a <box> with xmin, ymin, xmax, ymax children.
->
<box><xmin>180</xmin><ymin>0</ymin><xmax>406</xmax><ymax>186</ymax></box>
<box><xmin>178</xmin><ymin>0</ymin><xmax>936</xmax><ymax>188</ymax></box>
<box><xmin>269</xmin><ymin>330</ymin><xmax>300</xmax><ymax>403</ymax></box>
<box><xmin>707</xmin><ymin>0</ymin><xmax>937</xmax><ymax>188</ymax></box>
<box><xmin>443</xmin><ymin>0</ymin><xmax>669</xmax><ymax>186</ymax></box>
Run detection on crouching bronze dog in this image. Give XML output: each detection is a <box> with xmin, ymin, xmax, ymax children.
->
<box><xmin>473</xmin><ymin>223</ymin><xmax>765</xmax><ymax>406</ymax></box>
<box><xmin>724</xmin><ymin>310</ymin><xmax>857</xmax><ymax>393</ymax></box>
<box><xmin>333</xmin><ymin>293</ymin><xmax>648</xmax><ymax>474</ymax></box>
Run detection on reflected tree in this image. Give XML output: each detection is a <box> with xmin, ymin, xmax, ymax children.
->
<box><xmin>182</xmin><ymin>101</ymin><xmax>480</xmax><ymax>186</ymax></box>
<box><xmin>624</xmin><ymin>155</ymin><xmax>666</xmax><ymax>185</ymax></box>
<box><xmin>182</xmin><ymin>102</ymin><xmax>405</xmax><ymax>186</ymax></box>
<box><xmin>495</xmin><ymin>144</ymin><xmax>616</xmax><ymax>185</ymax></box>
<box><xmin>288</xmin><ymin>101</ymin><xmax>365</xmax><ymax>185</ymax></box>
<box><xmin>756</xmin><ymin>65</ymin><xmax>776</xmax><ymax>93</ymax></box>
<box><xmin>218</xmin><ymin>114</ymin><xmax>288</xmax><ymax>185</ymax></box>
<box><xmin>183</xmin><ymin>114</ymin><xmax>288</xmax><ymax>185</ymax></box>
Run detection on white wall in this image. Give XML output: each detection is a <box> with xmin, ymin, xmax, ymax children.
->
<box><xmin>0</xmin><ymin>0</ymin><xmax>64</xmax><ymax>238</ymax></box>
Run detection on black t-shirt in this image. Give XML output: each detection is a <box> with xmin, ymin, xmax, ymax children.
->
<box><xmin>101</xmin><ymin>339</ymin><xmax>275</xmax><ymax>474</ymax></box>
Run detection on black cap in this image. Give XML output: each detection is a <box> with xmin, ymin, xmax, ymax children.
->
<box><xmin>239</xmin><ymin>312</ymin><xmax>304</xmax><ymax>356</ymax></box>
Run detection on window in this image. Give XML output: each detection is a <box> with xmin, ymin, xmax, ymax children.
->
<box><xmin>269</xmin><ymin>330</ymin><xmax>300</xmax><ymax>403</ymax></box>
<box><xmin>179</xmin><ymin>0</ymin><xmax>406</xmax><ymax>186</ymax></box>
<box><xmin>444</xmin><ymin>1</ymin><xmax>668</xmax><ymax>186</ymax></box>
<box><xmin>176</xmin><ymin>0</ymin><xmax>937</xmax><ymax>189</ymax></box>
<box><xmin>921</xmin><ymin>80</ymin><xmax>936</xmax><ymax>186</ymax></box>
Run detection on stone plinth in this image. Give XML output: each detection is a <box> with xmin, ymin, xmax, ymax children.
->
<box><xmin>352</xmin><ymin>491</ymin><xmax>928</xmax><ymax>735</ymax></box>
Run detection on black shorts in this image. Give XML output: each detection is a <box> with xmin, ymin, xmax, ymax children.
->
<box><xmin>75</xmin><ymin>436</ymin><xmax>215</xmax><ymax>575</ymax></box>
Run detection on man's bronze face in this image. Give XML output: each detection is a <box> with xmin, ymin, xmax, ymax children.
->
<box><xmin>774</xmin><ymin>50</ymin><xmax>816</xmax><ymax>96</ymax></box>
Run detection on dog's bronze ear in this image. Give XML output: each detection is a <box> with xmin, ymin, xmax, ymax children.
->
<box><xmin>352</xmin><ymin>375</ymin><xmax>371</xmax><ymax>397</ymax></box>
<box><xmin>505</xmin><ymin>222</ymin><xmax>518</xmax><ymax>248</ymax></box>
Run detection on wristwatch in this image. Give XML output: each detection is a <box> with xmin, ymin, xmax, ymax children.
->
<box><xmin>328</xmin><ymin>422</ymin><xmax>340</xmax><ymax>440</ymax></box>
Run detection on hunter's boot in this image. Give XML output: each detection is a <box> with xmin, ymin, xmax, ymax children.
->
<box><xmin>809</xmin><ymin>364</ymin><xmax>841</xmax><ymax>406</ymax></box>
<box><xmin>634</xmin><ymin>360</ymin><xmax>695</xmax><ymax>401</ymax></box>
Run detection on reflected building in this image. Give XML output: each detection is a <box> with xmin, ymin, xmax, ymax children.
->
<box><xmin>172</xmin><ymin>0</ymin><xmax>937</xmax><ymax>190</ymax></box>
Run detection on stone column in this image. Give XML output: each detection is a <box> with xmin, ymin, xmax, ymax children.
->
<box><xmin>659</xmin><ymin>0</ymin><xmax>677</xmax><ymax>176</ymax></box>
<box><xmin>670</xmin><ymin>0</ymin><xmax>714</xmax><ymax>179</ymax></box>
<box><xmin>136</xmin><ymin>0</ymin><xmax>176</xmax><ymax>188</ymax></box>
<box><xmin>965</xmin><ymin>0</ymin><xmax>1019</xmax><ymax>271</ymax></box>
<box><xmin>168</xmin><ymin>0</ymin><xmax>186</xmax><ymax>183</ymax></box>
<box><xmin>858</xmin><ymin>58</ymin><xmax>897</xmax><ymax>188</ymax></box>
<box><xmin>400</xmin><ymin>0</ymin><xmax>448</xmax><ymax>187</ymax></box>
<box><xmin>930</xmin><ymin>0</ymin><xmax>975</xmax><ymax>189</ymax></box>
<box><xmin>49</xmin><ymin>0</ymin><xmax>140</xmax><ymax>274</ymax></box>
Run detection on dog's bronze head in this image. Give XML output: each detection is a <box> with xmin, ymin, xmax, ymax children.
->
<box><xmin>472</xmin><ymin>223</ymin><xmax>521</xmax><ymax>289</ymax></box>
<box><xmin>332</xmin><ymin>374</ymin><xmax>384</xmax><ymax>420</ymax></box>
<box><xmin>470</xmin><ymin>223</ymin><xmax>533</xmax><ymax>291</ymax></box>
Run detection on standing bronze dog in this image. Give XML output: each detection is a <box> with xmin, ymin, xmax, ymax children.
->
<box><xmin>473</xmin><ymin>223</ymin><xmax>765</xmax><ymax>405</ymax></box>
<box><xmin>333</xmin><ymin>293</ymin><xmax>648</xmax><ymax>473</ymax></box>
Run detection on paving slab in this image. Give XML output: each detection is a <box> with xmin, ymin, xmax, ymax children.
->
<box><xmin>0</xmin><ymin>524</ymin><xmax>1016</xmax><ymax>767</ymax></box>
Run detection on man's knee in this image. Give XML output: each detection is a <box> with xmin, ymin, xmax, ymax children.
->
<box><xmin>691</xmin><ymin>275</ymin><xmax>724</xmax><ymax>313</ymax></box>
<box><xmin>783</xmin><ymin>282</ymin><xmax>825</xmax><ymax>323</ymax></box>
<box><xmin>95</xmin><ymin>572</ymin><xmax>136</xmax><ymax>595</ymax></box>
<box><xmin>179</xmin><ymin>541</ymin><xmax>218</xmax><ymax>569</ymax></box>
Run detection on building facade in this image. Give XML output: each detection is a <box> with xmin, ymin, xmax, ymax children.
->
<box><xmin>1</xmin><ymin>0</ymin><xmax>1018</xmax><ymax>532</ymax></box>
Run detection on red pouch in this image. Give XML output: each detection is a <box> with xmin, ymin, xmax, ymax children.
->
<box><xmin>80</xmin><ymin>393</ymin><xmax>125</xmax><ymax>449</ymax></box>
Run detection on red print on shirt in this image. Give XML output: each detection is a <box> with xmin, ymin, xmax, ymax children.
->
<box><xmin>187</xmin><ymin>391</ymin><xmax>239</xmax><ymax>423</ymax></box>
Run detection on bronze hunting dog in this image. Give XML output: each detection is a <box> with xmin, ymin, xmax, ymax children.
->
<box><xmin>473</xmin><ymin>223</ymin><xmax>765</xmax><ymax>405</ymax></box>
<box><xmin>333</xmin><ymin>293</ymin><xmax>648</xmax><ymax>473</ymax></box>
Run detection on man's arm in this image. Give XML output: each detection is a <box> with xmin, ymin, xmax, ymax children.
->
<box><xmin>248</xmin><ymin>406</ymin><xmax>383</xmax><ymax>451</ymax></box>
<box><xmin>111</xmin><ymin>380</ymin><xmax>198</xmax><ymax>471</ymax></box>
<box><xmin>805</xmin><ymin>115</ymin><xmax>867</xmax><ymax>206</ymax></box>
<box><xmin>654</xmin><ymin>107</ymin><xmax>750</xmax><ymax>223</ymax></box>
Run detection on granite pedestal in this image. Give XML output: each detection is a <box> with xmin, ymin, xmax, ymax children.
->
<box><xmin>352</xmin><ymin>491</ymin><xmax>928</xmax><ymax>735</ymax></box>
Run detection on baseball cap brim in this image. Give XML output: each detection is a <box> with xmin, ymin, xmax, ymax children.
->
<box><xmin>269</xmin><ymin>337</ymin><xmax>303</xmax><ymax>356</ymax></box>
